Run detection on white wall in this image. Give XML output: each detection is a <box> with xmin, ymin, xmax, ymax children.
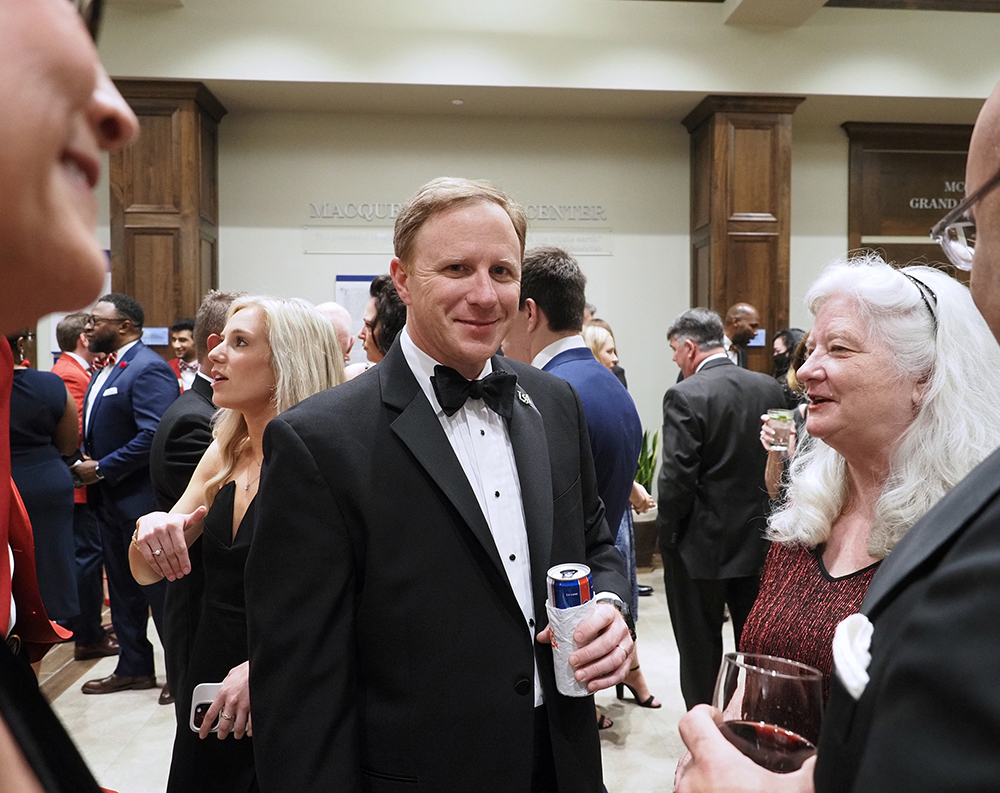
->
<box><xmin>789</xmin><ymin>124</ymin><xmax>851</xmax><ymax>329</ymax></box>
<box><xmin>217</xmin><ymin>110</ymin><xmax>690</xmax><ymax>434</ymax></box>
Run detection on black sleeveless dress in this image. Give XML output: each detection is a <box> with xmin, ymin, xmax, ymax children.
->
<box><xmin>166</xmin><ymin>482</ymin><xmax>258</xmax><ymax>793</ymax></box>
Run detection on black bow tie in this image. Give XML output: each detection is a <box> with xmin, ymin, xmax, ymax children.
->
<box><xmin>431</xmin><ymin>365</ymin><xmax>517</xmax><ymax>420</ymax></box>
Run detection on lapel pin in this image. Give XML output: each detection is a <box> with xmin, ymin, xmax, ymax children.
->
<box><xmin>518</xmin><ymin>390</ymin><xmax>532</xmax><ymax>406</ymax></box>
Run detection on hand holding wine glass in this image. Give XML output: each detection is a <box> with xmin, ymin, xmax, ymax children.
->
<box><xmin>714</xmin><ymin>653</ymin><xmax>823</xmax><ymax>774</ymax></box>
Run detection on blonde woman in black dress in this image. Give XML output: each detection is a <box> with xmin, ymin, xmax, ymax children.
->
<box><xmin>130</xmin><ymin>296</ymin><xmax>344</xmax><ymax>793</ymax></box>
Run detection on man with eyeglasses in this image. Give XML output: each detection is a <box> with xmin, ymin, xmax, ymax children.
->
<box><xmin>74</xmin><ymin>294</ymin><xmax>178</xmax><ymax>702</ymax></box>
<box><xmin>676</xmin><ymin>77</ymin><xmax>1000</xmax><ymax>793</ymax></box>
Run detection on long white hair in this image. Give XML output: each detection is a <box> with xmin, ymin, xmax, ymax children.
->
<box><xmin>768</xmin><ymin>254</ymin><xmax>1000</xmax><ymax>558</ymax></box>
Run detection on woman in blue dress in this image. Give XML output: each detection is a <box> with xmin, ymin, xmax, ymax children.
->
<box><xmin>7</xmin><ymin>330</ymin><xmax>80</xmax><ymax>623</ymax></box>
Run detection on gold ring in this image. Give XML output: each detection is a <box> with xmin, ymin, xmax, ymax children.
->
<box><xmin>220</xmin><ymin>712</ymin><xmax>233</xmax><ymax>720</ymax></box>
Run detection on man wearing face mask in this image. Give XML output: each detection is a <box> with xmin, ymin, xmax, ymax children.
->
<box><xmin>772</xmin><ymin>327</ymin><xmax>806</xmax><ymax>410</ymax></box>
<box><xmin>0</xmin><ymin>1</ymin><xmax>139</xmax><ymax>789</ymax></box>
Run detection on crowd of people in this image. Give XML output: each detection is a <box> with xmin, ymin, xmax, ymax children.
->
<box><xmin>7</xmin><ymin>3</ymin><xmax>1000</xmax><ymax>792</ymax></box>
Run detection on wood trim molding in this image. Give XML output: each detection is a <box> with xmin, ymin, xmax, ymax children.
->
<box><xmin>826</xmin><ymin>0</ymin><xmax>1000</xmax><ymax>11</ymax></box>
<box><xmin>682</xmin><ymin>95</ymin><xmax>805</xmax><ymax>133</ymax></box>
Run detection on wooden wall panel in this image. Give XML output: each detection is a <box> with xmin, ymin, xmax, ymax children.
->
<box><xmin>122</xmin><ymin>108</ymin><xmax>181</xmax><ymax>213</ymax></box>
<box><xmin>844</xmin><ymin>122</ymin><xmax>970</xmax><ymax>281</ymax></box>
<box><xmin>684</xmin><ymin>95</ymin><xmax>802</xmax><ymax>373</ymax></box>
<box><xmin>110</xmin><ymin>81</ymin><xmax>226</xmax><ymax>359</ymax></box>
<box><xmin>730</xmin><ymin>124</ymin><xmax>775</xmax><ymax>218</ymax></box>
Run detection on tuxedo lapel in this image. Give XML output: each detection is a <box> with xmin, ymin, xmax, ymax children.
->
<box><xmin>190</xmin><ymin>374</ymin><xmax>216</xmax><ymax>407</ymax></box>
<box><xmin>864</xmin><ymin>447</ymin><xmax>1000</xmax><ymax>614</ymax></box>
<box><xmin>493</xmin><ymin>356</ymin><xmax>554</xmax><ymax>603</ymax></box>
<box><xmin>379</xmin><ymin>347</ymin><xmax>509</xmax><ymax>582</ymax></box>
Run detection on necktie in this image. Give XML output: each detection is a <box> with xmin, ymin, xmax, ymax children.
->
<box><xmin>179</xmin><ymin>359</ymin><xmax>199</xmax><ymax>373</ymax></box>
<box><xmin>91</xmin><ymin>352</ymin><xmax>117</xmax><ymax>373</ymax></box>
<box><xmin>431</xmin><ymin>365</ymin><xmax>517</xmax><ymax>420</ymax></box>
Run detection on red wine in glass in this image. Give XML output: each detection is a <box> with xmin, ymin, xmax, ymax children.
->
<box><xmin>714</xmin><ymin>653</ymin><xmax>823</xmax><ymax>774</ymax></box>
<box><xmin>718</xmin><ymin>720</ymin><xmax>816</xmax><ymax>773</ymax></box>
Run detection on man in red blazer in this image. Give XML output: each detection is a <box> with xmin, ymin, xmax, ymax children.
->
<box><xmin>52</xmin><ymin>313</ymin><xmax>118</xmax><ymax>662</ymax></box>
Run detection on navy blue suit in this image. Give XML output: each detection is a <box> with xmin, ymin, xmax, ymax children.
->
<box><xmin>84</xmin><ymin>341</ymin><xmax>178</xmax><ymax>677</ymax></box>
<box><xmin>543</xmin><ymin>347</ymin><xmax>641</xmax><ymax>538</ymax></box>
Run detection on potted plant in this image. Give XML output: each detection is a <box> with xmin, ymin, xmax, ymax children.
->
<box><xmin>632</xmin><ymin>429</ymin><xmax>659</xmax><ymax>570</ymax></box>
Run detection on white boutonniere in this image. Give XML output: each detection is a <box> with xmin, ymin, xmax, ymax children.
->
<box><xmin>833</xmin><ymin>613</ymin><xmax>874</xmax><ymax>701</ymax></box>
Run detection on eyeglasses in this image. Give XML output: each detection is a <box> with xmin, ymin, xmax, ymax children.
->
<box><xmin>930</xmin><ymin>166</ymin><xmax>1000</xmax><ymax>271</ymax></box>
<box><xmin>71</xmin><ymin>0</ymin><xmax>104</xmax><ymax>43</ymax></box>
<box><xmin>85</xmin><ymin>315</ymin><xmax>126</xmax><ymax>327</ymax></box>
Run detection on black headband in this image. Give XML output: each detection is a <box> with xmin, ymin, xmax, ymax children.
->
<box><xmin>900</xmin><ymin>270</ymin><xmax>938</xmax><ymax>336</ymax></box>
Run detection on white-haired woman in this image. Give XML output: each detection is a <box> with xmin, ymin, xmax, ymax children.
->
<box><xmin>739</xmin><ymin>255</ymin><xmax>1000</xmax><ymax>700</ymax></box>
<box><xmin>129</xmin><ymin>296</ymin><xmax>345</xmax><ymax>793</ymax></box>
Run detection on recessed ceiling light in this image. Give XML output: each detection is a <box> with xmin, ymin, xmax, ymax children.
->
<box><xmin>452</xmin><ymin>99</ymin><xmax>465</xmax><ymax>106</ymax></box>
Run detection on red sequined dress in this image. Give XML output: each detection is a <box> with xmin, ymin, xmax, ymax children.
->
<box><xmin>740</xmin><ymin>542</ymin><xmax>879</xmax><ymax>701</ymax></box>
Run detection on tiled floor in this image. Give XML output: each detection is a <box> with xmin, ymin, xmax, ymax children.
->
<box><xmin>49</xmin><ymin>570</ymin><xmax>737</xmax><ymax>792</ymax></box>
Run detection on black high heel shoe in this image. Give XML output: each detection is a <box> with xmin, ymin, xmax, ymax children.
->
<box><xmin>616</xmin><ymin>666</ymin><xmax>662</xmax><ymax>709</ymax></box>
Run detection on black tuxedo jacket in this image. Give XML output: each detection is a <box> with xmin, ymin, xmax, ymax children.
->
<box><xmin>149</xmin><ymin>374</ymin><xmax>215</xmax><ymax>511</ymax></box>
<box><xmin>148</xmin><ymin>373</ymin><xmax>215</xmax><ymax>708</ymax></box>
<box><xmin>816</xmin><ymin>447</ymin><xmax>1000</xmax><ymax>792</ymax></box>
<box><xmin>245</xmin><ymin>343</ymin><xmax>628</xmax><ymax>793</ymax></box>
<box><xmin>656</xmin><ymin>357</ymin><xmax>784</xmax><ymax>579</ymax></box>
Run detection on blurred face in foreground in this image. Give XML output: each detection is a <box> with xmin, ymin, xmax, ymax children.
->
<box><xmin>0</xmin><ymin>0</ymin><xmax>138</xmax><ymax>334</ymax></box>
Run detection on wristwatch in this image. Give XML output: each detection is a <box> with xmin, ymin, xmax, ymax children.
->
<box><xmin>94</xmin><ymin>463</ymin><xmax>105</xmax><ymax>481</ymax></box>
<box><xmin>595</xmin><ymin>594</ymin><xmax>636</xmax><ymax>642</ymax></box>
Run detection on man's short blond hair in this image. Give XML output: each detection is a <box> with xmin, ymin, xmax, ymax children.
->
<box><xmin>393</xmin><ymin>177</ymin><xmax>527</xmax><ymax>268</ymax></box>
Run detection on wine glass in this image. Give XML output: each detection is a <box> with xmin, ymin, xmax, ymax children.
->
<box><xmin>713</xmin><ymin>652</ymin><xmax>823</xmax><ymax>774</ymax></box>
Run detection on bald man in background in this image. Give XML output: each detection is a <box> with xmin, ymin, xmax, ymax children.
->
<box><xmin>316</xmin><ymin>301</ymin><xmax>355</xmax><ymax>363</ymax></box>
<box><xmin>722</xmin><ymin>303</ymin><xmax>760</xmax><ymax>369</ymax></box>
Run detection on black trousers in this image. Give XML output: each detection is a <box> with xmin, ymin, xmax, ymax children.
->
<box><xmin>662</xmin><ymin>550</ymin><xmax>761</xmax><ymax>710</ymax></box>
<box><xmin>531</xmin><ymin>705</ymin><xmax>558</xmax><ymax>793</ymax></box>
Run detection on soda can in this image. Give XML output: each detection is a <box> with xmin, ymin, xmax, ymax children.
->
<box><xmin>547</xmin><ymin>564</ymin><xmax>593</xmax><ymax>609</ymax></box>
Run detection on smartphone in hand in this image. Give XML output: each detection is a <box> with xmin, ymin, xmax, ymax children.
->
<box><xmin>189</xmin><ymin>682</ymin><xmax>223</xmax><ymax>733</ymax></box>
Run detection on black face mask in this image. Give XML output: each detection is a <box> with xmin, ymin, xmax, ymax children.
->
<box><xmin>773</xmin><ymin>352</ymin><xmax>791</xmax><ymax>377</ymax></box>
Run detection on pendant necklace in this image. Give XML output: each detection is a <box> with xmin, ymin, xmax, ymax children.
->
<box><xmin>244</xmin><ymin>458</ymin><xmax>262</xmax><ymax>491</ymax></box>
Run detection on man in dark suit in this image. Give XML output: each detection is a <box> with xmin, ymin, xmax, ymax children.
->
<box><xmin>149</xmin><ymin>290</ymin><xmax>237</xmax><ymax>710</ymax></box>
<box><xmin>503</xmin><ymin>246</ymin><xmax>641</xmax><ymax>541</ymax></box>
<box><xmin>75</xmin><ymin>293</ymin><xmax>178</xmax><ymax>696</ymax></box>
<box><xmin>246</xmin><ymin>178</ymin><xmax>634</xmax><ymax>793</ymax></box>
<box><xmin>676</xmin><ymin>79</ymin><xmax>1000</xmax><ymax>793</ymax></box>
<box><xmin>722</xmin><ymin>302</ymin><xmax>760</xmax><ymax>369</ymax></box>
<box><xmin>658</xmin><ymin>307</ymin><xmax>784</xmax><ymax>710</ymax></box>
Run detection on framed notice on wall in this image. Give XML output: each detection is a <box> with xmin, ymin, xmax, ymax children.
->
<box><xmin>843</xmin><ymin>123</ymin><xmax>973</xmax><ymax>282</ymax></box>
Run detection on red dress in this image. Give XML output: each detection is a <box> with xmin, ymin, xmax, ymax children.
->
<box><xmin>740</xmin><ymin>542</ymin><xmax>879</xmax><ymax>701</ymax></box>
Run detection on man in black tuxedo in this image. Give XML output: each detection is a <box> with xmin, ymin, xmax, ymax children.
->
<box><xmin>76</xmin><ymin>294</ymin><xmax>179</xmax><ymax>697</ymax></box>
<box><xmin>246</xmin><ymin>177</ymin><xmax>633</xmax><ymax>793</ymax></box>
<box><xmin>676</xmin><ymin>78</ymin><xmax>1000</xmax><ymax>793</ymax></box>
<box><xmin>657</xmin><ymin>308</ymin><xmax>784</xmax><ymax>710</ymax></box>
<box><xmin>149</xmin><ymin>290</ymin><xmax>238</xmax><ymax>710</ymax></box>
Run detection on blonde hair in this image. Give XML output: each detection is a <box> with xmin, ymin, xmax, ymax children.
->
<box><xmin>769</xmin><ymin>254</ymin><xmax>1000</xmax><ymax>558</ymax></box>
<box><xmin>581</xmin><ymin>324</ymin><xmax>613</xmax><ymax>363</ymax></box>
<box><xmin>204</xmin><ymin>295</ymin><xmax>345</xmax><ymax>503</ymax></box>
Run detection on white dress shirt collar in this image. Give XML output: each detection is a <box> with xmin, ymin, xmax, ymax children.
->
<box><xmin>400</xmin><ymin>326</ymin><xmax>493</xmax><ymax>415</ymax></box>
<box><xmin>63</xmin><ymin>351</ymin><xmax>91</xmax><ymax>372</ymax></box>
<box><xmin>695</xmin><ymin>351</ymin><xmax>730</xmax><ymax>374</ymax></box>
<box><xmin>530</xmin><ymin>334</ymin><xmax>587</xmax><ymax>370</ymax></box>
